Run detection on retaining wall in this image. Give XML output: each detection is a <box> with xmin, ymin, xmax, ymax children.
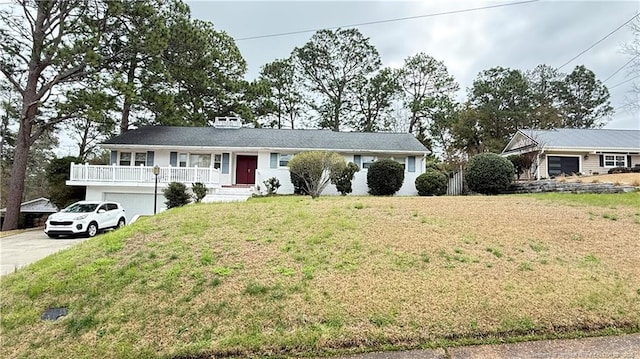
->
<box><xmin>503</xmin><ymin>180</ymin><xmax>637</xmax><ymax>194</ymax></box>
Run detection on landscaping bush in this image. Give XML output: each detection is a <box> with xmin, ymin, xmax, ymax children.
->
<box><xmin>607</xmin><ymin>166</ymin><xmax>631</xmax><ymax>174</ymax></box>
<box><xmin>291</xmin><ymin>173</ymin><xmax>308</xmax><ymax>195</ymax></box>
<box><xmin>288</xmin><ymin>151</ymin><xmax>345</xmax><ymax>198</ymax></box>
<box><xmin>191</xmin><ymin>182</ymin><xmax>207</xmax><ymax>203</ymax></box>
<box><xmin>415</xmin><ymin>169</ymin><xmax>448</xmax><ymax>196</ymax></box>
<box><xmin>331</xmin><ymin>162</ymin><xmax>359</xmax><ymax>195</ymax></box>
<box><xmin>263</xmin><ymin>177</ymin><xmax>281</xmax><ymax>195</ymax></box>
<box><xmin>367</xmin><ymin>159</ymin><xmax>405</xmax><ymax>196</ymax></box>
<box><xmin>164</xmin><ymin>182</ymin><xmax>191</xmax><ymax>209</ymax></box>
<box><xmin>465</xmin><ymin>153</ymin><xmax>514</xmax><ymax>195</ymax></box>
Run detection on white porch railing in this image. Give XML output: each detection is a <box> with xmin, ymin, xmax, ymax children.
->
<box><xmin>69</xmin><ymin>163</ymin><xmax>221</xmax><ymax>184</ymax></box>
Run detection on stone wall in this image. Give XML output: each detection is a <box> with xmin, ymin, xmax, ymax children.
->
<box><xmin>503</xmin><ymin>180</ymin><xmax>637</xmax><ymax>194</ymax></box>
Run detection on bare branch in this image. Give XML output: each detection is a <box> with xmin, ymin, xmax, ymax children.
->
<box><xmin>0</xmin><ymin>67</ymin><xmax>25</xmax><ymax>95</ymax></box>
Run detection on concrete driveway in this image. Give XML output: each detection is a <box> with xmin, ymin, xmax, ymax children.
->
<box><xmin>0</xmin><ymin>229</ymin><xmax>87</xmax><ymax>276</ymax></box>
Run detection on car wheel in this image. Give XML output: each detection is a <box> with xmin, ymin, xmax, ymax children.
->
<box><xmin>46</xmin><ymin>233</ymin><xmax>59</xmax><ymax>239</ymax></box>
<box><xmin>116</xmin><ymin>218</ymin><xmax>126</xmax><ymax>229</ymax></box>
<box><xmin>86</xmin><ymin>222</ymin><xmax>99</xmax><ymax>238</ymax></box>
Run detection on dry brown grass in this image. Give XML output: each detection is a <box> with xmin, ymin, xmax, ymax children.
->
<box><xmin>562</xmin><ymin>173</ymin><xmax>640</xmax><ymax>187</ymax></box>
<box><xmin>1</xmin><ymin>195</ymin><xmax>639</xmax><ymax>358</ymax></box>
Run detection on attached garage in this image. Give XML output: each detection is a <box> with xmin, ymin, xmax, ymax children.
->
<box><xmin>104</xmin><ymin>193</ymin><xmax>164</xmax><ymax>223</ymax></box>
<box><xmin>547</xmin><ymin>156</ymin><xmax>580</xmax><ymax>177</ymax></box>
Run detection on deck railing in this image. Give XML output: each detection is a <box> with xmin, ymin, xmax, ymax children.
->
<box><xmin>69</xmin><ymin>163</ymin><xmax>220</xmax><ymax>184</ymax></box>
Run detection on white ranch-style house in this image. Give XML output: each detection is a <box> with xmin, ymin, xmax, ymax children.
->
<box><xmin>502</xmin><ymin>128</ymin><xmax>640</xmax><ymax>179</ymax></box>
<box><xmin>67</xmin><ymin>117</ymin><xmax>429</xmax><ymax>222</ymax></box>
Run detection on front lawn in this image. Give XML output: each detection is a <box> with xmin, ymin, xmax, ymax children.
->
<box><xmin>1</xmin><ymin>194</ymin><xmax>639</xmax><ymax>358</ymax></box>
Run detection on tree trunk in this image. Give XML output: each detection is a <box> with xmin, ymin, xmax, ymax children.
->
<box><xmin>78</xmin><ymin>122</ymin><xmax>89</xmax><ymax>161</ymax></box>
<box><xmin>3</xmin><ymin>26</ymin><xmax>42</xmax><ymax>231</ymax></box>
<box><xmin>333</xmin><ymin>103</ymin><xmax>340</xmax><ymax>132</ymax></box>
<box><xmin>120</xmin><ymin>57</ymin><xmax>138</xmax><ymax>134</ymax></box>
<box><xmin>2</xmin><ymin>120</ymin><xmax>31</xmax><ymax>230</ymax></box>
<box><xmin>408</xmin><ymin>113</ymin><xmax>417</xmax><ymax>134</ymax></box>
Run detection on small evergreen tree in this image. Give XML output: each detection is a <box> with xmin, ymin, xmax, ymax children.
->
<box><xmin>331</xmin><ymin>162</ymin><xmax>359</xmax><ymax>195</ymax></box>
<box><xmin>164</xmin><ymin>182</ymin><xmax>191</xmax><ymax>209</ymax></box>
<box><xmin>192</xmin><ymin>182</ymin><xmax>207</xmax><ymax>203</ymax></box>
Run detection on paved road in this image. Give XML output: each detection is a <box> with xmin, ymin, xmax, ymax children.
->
<box><xmin>0</xmin><ymin>229</ymin><xmax>87</xmax><ymax>276</ymax></box>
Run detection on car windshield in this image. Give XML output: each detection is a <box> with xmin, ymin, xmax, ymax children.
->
<box><xmin>62</xmin><ymin>203</ymin><xmax>98</xmax><ymax>213</ymax></box>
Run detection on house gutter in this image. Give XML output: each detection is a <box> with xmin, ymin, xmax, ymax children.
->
<box><xmin>99</xmin><ymin>144</ymin><xmax>428</xmax><ymax>156</ymax></box>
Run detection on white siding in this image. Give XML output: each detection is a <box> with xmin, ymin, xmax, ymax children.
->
<box><xmin>255</xmin><ymin>151</ymin><xmax>423</xmax><ymax>196</ymax></box>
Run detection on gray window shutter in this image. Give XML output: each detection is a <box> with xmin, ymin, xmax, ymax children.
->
<box><xmin>170</xmin><ymin>152</ymin><xmax>177</xmax><ymax>166</ymax></box>
<box><xmin>110</xmin><ymin>150</ymin><xmax>117</xmax><ymax>165</ymax></box>
<box><xmin>408</xmin><ymin>156</ymin><xmax>416</xmax><ymax>172</ymax></box>
<box><xmin>599</xmin><ymin>155</ymin><xmax>603</xmax><ymax>167</ymax></box>
<box><xmin>270</xmin><ymin>153</ymin><xmax>278</xmax><ymax>168</ymax></box>
<box><xmin>354</xmin><ymin>155</ymin><xmax>361</xmax><ymax>168</ymax></box>
<box><xmin>627</xmin><ymin>155</ymin><xmax>632</xmax><ymax>167</ymax></box>
<box><xmin>222</xmin><ymin>153</ymin><xmax>230</xmax><ymax>174</ymax></box>
<box><xmin>147</xmin><ymin>151</ymin><xmax>154</xmax><ymax>166</ymax></box>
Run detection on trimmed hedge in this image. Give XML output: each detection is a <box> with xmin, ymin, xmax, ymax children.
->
<box><xmin>607</xmin><ymin>166</ymin><xmax>637</xmax><ymax>174</ymax></box>
<box><xmin>367</xmin><ymin>159</ymin><xmax>405</xmax><ymax>195</ymax></box>
<box><xmin>164</xmin><ymin>182</ymin><xmax>191</xmax><ymax>208</ymax></box>
<box><xmin>465</xmin><ymin>153</ymin><xmax>514</xmax><ymax>195</ymax></box>
<box><xmin>415</xmin><ymin>169</ymin><xmax>448</xmax><ymax>196</ymax></box>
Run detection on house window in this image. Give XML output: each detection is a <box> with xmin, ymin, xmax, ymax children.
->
<box><xmin>134</xmin><ymin>152</ymin><xmax>147</xmax><ymax>166</ymax></box>
<box><xmin>179</xmin><ymin>153</ymin><xmax>188</xmax><ymax>167</ymax></box>
<box><xmin>119</xmin><ymin>152</ymin><xmax>131</xmax><ymax>166</ymax></box>
<box><xmin>603</xmin><ymin>154</ymin><xmax>626</xmax><ymax>167</ymax></box>
<box><xmin>214</xmin><ymin>154</ymin><xmax>222</xmax><ymax>169</ymax></box>
<box><xmin>190</xmin><ymin>154</ymin><xmax>211</xmax><ymax>167</ymax></box>
<box><xmin>362</xmin><ymin>156</ymin><xmax>375</xmax><ymax>169</ymax></box>
<box><xmin>279</xmin><ymin>154</ymin><xmax>292</xmax><ymax>167</ymax></box>
<box><xmin>393</xmin><ymin>157</ymin><xmax>406</xmax><ymax>170</ymax></box>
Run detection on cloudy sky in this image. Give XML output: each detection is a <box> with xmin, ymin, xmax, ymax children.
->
<box><xmin>187</xmin><ymin>0</ymin><xmax>640</xmax><ymax>130</ymax></box>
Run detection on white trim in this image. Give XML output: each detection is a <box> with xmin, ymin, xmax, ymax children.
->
<box><xmin>101</xmin><ymin>144</ymin><xmax>427</xmax><ymax>156</ymax></box>
<box><xmin>546</xmin><ymin>154</ymin><xmax>583</xmax><ymax>177</ymax></box>
<box><xmin>602</xmin><ymin>153</ymin><xmax>627</xmax><ymax>168</ymax></box>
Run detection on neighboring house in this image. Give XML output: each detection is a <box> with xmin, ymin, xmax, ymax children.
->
<box><xmin>502</xmin><ymin>128</ymin><xmax>640</xmax><ymax>179</ymax></box>
<box><xmin>0</xmin><ymin>197</ymin><xmax>58</xmax><ymax>229</ymax></box>
<box><xmin>67</xmin><ymin>117</ymin><xmax>429</xmax><ymax>222</ymax></box>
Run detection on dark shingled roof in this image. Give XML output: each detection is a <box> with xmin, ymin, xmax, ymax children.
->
<box><xmin>102</xmin><ymin>126</ymin><xmax>428</xmax><ymax>153</ymax></box>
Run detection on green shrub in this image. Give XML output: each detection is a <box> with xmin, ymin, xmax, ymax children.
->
<box><xmin>164</xmin><ymin>182</ymin><xmax>191</xmax><ymax>209</ymax></box>
<box><xmin>288</xmin><ymin>151</ymin><xmax>346</xmax><ymax>198</ymax></box>
<box><xmin>465</xmin><ymin>153</ymin><xmax>514</xmax><ymax>195</ymax></box>
<box><xmin>367</xmin><ymin>159</ymin><xmax>405</xmax><ymax>196</ymax></box>
<box><xmin>607</xmin><ymin>167</ymin><xmax>631</xmax><ymax>174</ymax></box>
<box><xmin>415</xmin><ymin>169</ymin><xmax>448</xmax><ymax>196</ymax></box>
<box><xmin>263</xmin><ymin>177</ymin><xmax>281</xmax><ymax>195</ymax></box>
<box><xmin>331</xmin><ymin>162</ymin><xmax>359</xmax><ymax>195</ymax></box>
<box><xmin>46</xmin><ymin>156</ymin><xmax>86</xmax><ymax>208</ymax></box>
<box><xmin>191</xmin><ymin>182</ymin><xmax>207</xmax><ymax>203</ymax></box>
<box><xmin>291</xmin><ymin>172</ymin><xmax>308</xmax><ymax>195</ymax></box>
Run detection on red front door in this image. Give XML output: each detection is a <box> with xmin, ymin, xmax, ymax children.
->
<box><xmin>236</xmin><ymin>155</ymin><xmax>258</xmax><ymax>184</ymax></box>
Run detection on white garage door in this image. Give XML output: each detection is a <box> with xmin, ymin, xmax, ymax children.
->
<box><xmin>104</xmin><ymin>193</ymin><xmax>164</xmax><ymax>223</ymax></box>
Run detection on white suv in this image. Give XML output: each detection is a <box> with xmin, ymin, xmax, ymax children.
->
<box><xmin>44</xmin><ymin>201</ymin><xmax>126</xmax><ymax>238</ymax></box>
